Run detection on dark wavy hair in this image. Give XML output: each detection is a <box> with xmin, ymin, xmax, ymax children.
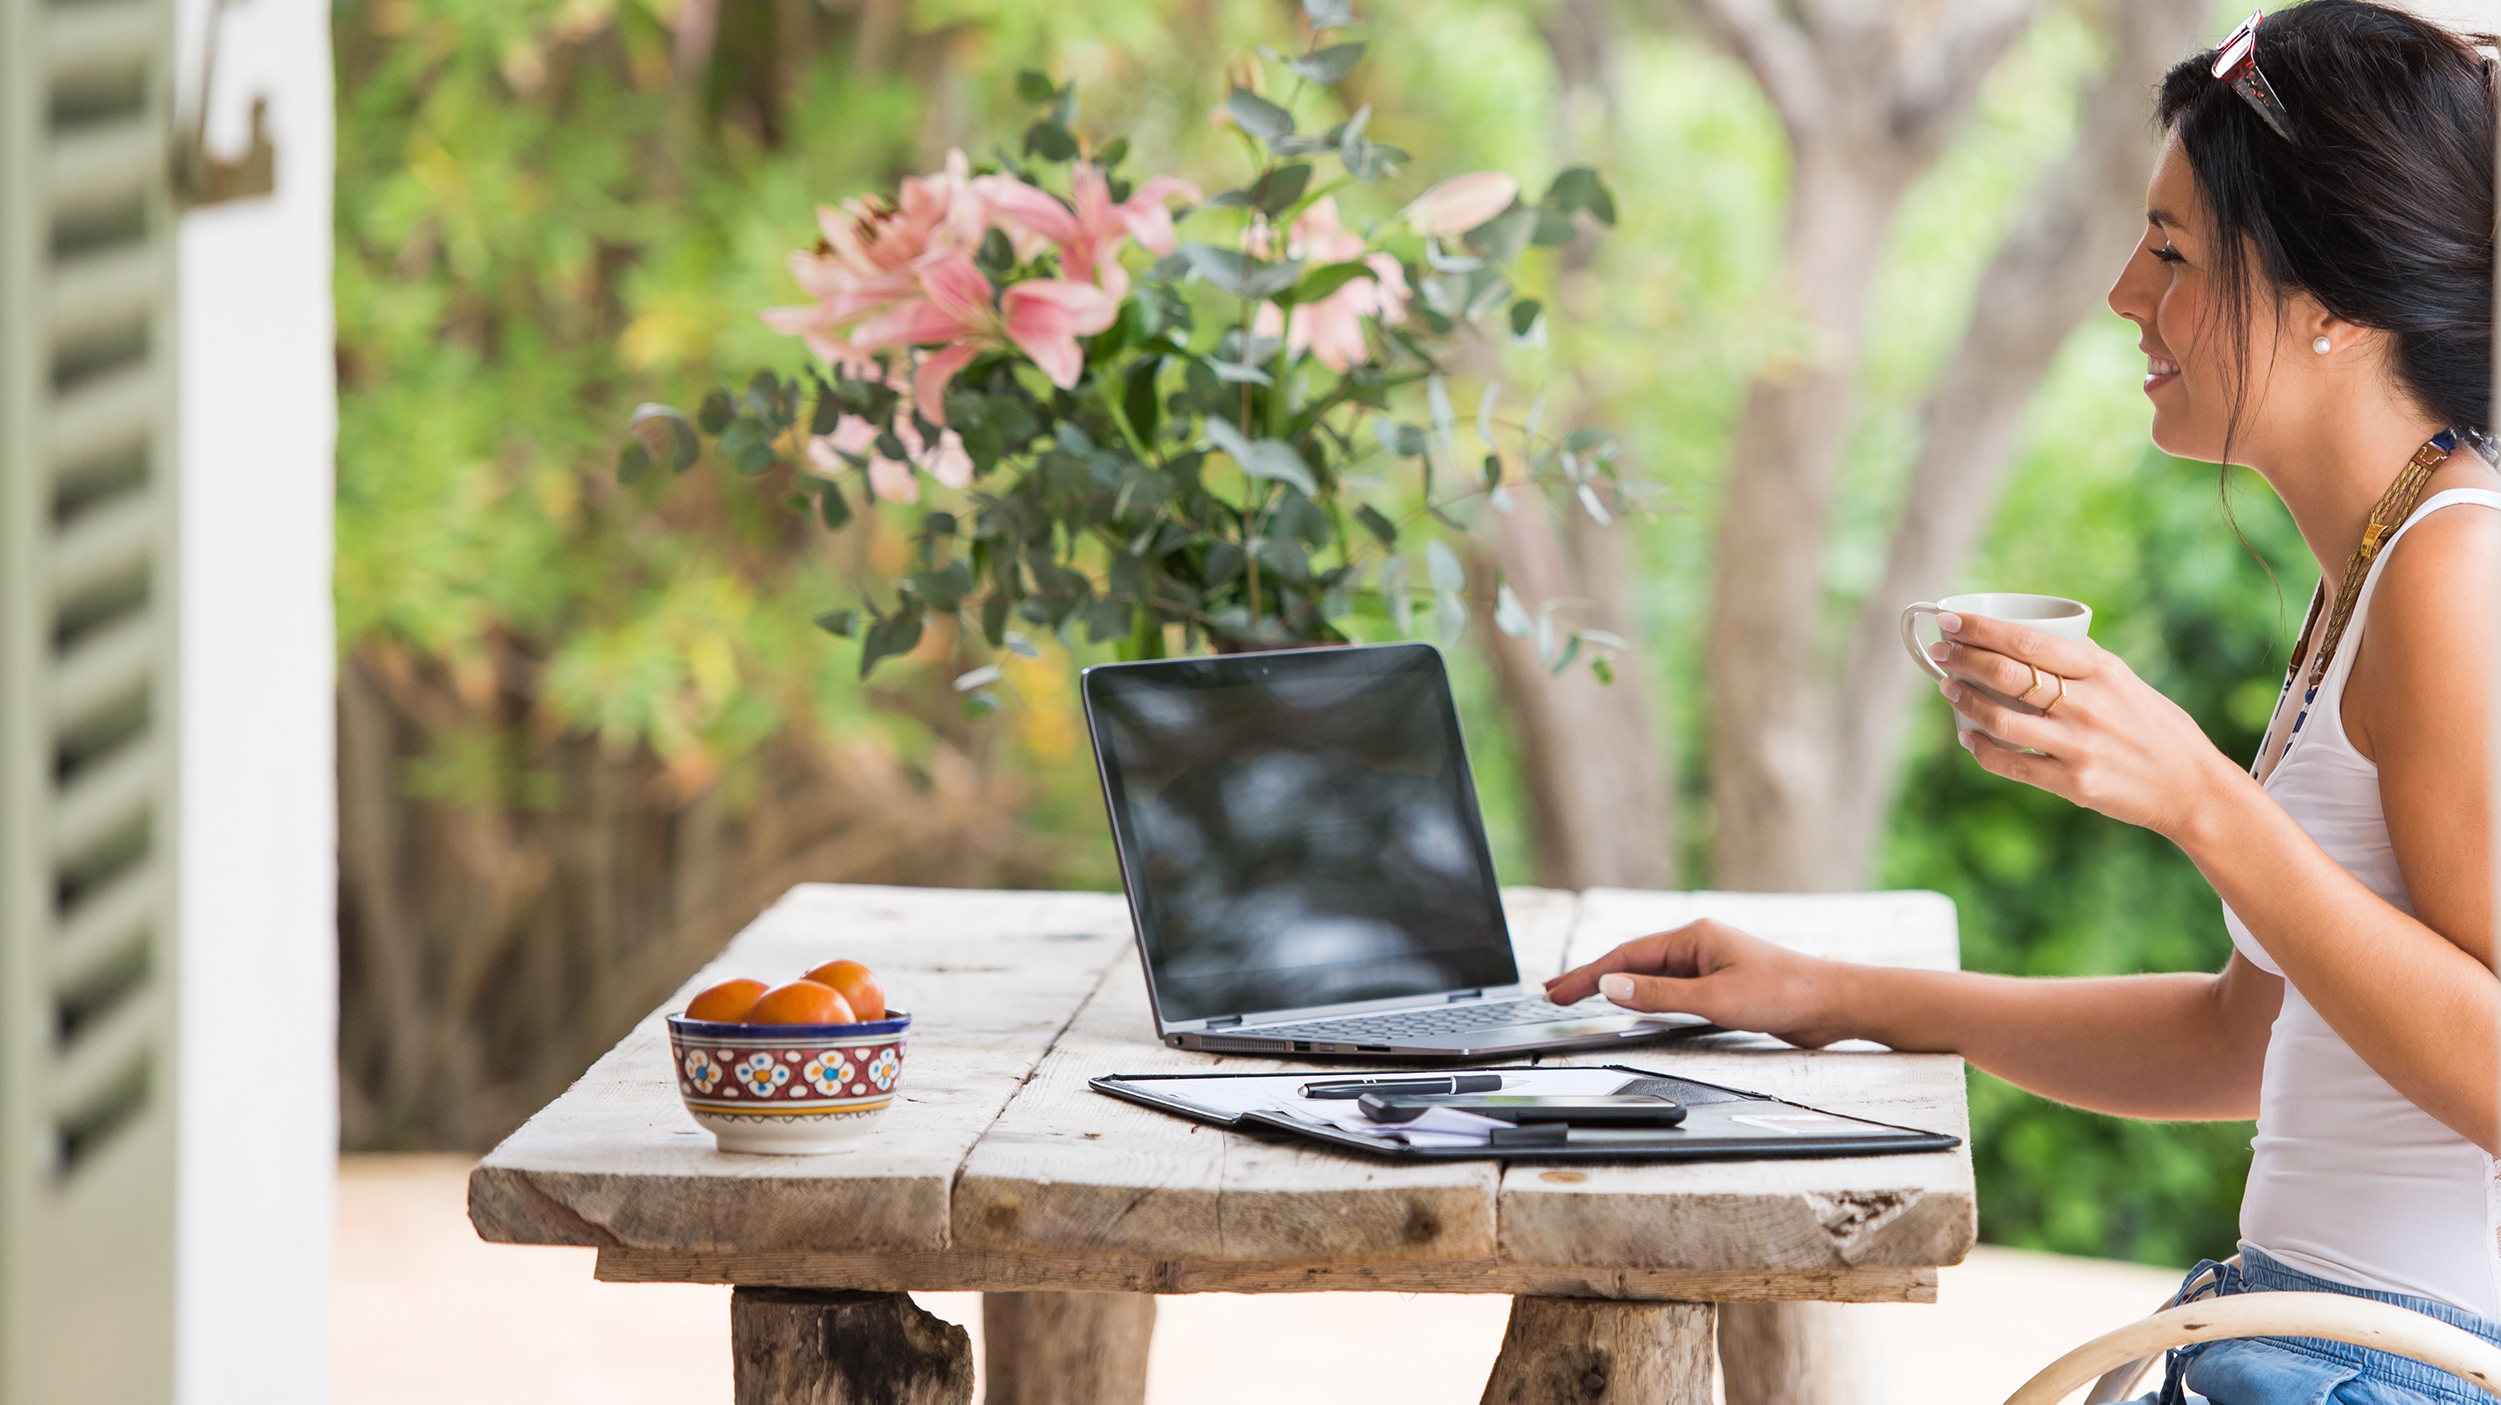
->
<box><xmin>2156</xmin><ymin>0</ymin><xmax>2496</xmax><ymax>457</ymax></box>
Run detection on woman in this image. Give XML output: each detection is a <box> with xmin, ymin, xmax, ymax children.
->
<box><xmin>1548</xmin><ymin>4</ymin><xmax>2501</xmax><ymax>1400</ymax></box>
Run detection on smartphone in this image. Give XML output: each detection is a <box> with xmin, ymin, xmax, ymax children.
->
<box><xmin>1356</xmin><ymin>1092</ymin><xmax>1689</xmax><ymax>1126</ymax></box>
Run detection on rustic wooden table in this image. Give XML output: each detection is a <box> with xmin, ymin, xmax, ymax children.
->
<box><xmin>469</xmin><ymin>883</ymin><xmax>1975</xmax><ymax>1404</ymax></box>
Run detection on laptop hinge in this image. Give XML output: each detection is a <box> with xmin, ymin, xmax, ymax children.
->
<box><xmin>1445</xmin><ymin>989</ymin><xmax>1483</xmax><ymax>1002</ymax></box>
<box><xmin>1203</xmin><ymin>1015</ymin><xmax>1243</xmax><ymax>1028</ymax></box>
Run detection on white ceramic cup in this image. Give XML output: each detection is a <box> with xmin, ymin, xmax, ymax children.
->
<box><xmin>1899</xmin><ymin>593</ymin><xmax>2093</xmax><ymax>741</ymax></box>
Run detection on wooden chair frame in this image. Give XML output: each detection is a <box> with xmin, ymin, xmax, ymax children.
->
<box><xmin>2010</xmin><ymin>1289</ymin><xmax>2501</xmax><ymax>1404</ymax></box>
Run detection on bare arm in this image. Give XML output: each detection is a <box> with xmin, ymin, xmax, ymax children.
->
<box><xmin>1546</xmin><ymin>927</ymin><xmax>2280</xmax><ymax>1121</ymax></box>
<box><xmin>1935</xmin><ymin>563</ymin><xmax>2501</xmax><ymax>1152</ymax></box>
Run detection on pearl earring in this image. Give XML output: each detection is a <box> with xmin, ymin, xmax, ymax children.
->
<box><xmin>2314</xmin><ymin>337</ymin><xmax>2333</xmax><ymax>354</ymax></box>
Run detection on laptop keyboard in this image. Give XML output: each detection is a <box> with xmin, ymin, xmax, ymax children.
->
<box><xmin>1252</xmin><ymin>997</ymin><xmax>1604</xmax><ymax>1043</ymax></box>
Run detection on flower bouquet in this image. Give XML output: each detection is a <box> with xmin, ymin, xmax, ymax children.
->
<box><xmin>619</xmin><ymin>1</ymin><xmax>1635</xmax><ymax>701</ymax></box>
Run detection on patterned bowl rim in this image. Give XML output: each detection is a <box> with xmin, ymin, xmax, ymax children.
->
<box><xmin>667</xmin><ymin>1009</ymin><xmax>912</xmax><ymax>1039</ymax></box>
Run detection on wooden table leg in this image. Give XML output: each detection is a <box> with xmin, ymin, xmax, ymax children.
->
<box><xmin>1480</xmin><ymin>1296</ymin><xmax>1714</xmax><ymax>1403</ymax></box>
<box><xmin>980</xmin><ymin>1291</ymin><xmax>1156</xmax><ymax>1405</ymax></box>
<box><xmin>731</xmin><ymin>1287</ymin><xmax>974</xmax><ymax>1405</ymax></box>
<box><xmin>1720</xmin><ymin>1301</ymin><xmax>1876</xmax><ymax>1405</ymax></box>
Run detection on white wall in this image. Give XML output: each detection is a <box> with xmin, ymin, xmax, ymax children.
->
<box><xmin>173</xmin><ymin>0</ymin><xmax>337</xmax><ymax>1401</ymax></box>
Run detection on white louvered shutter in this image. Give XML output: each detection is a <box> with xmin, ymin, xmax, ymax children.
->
<box><xmin>0</xmin><ymin>0</ymin><xmax>182</xmax><ymax>1400</ymax></box>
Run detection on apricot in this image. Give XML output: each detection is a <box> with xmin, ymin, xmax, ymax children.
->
<box><xmin>686</xmin><ymin>978</ymin><xmax>768</xmax><ymax>1023</ymax></box>
<box><xmin>801</xmin><ymin>960</ymin><xmax>886</xmax><ymax>1022</ymax></box>
<box><xmin>747</xmin><ymin>979</ymin><xmax>858</xmax><ymax>1026</ymax></box>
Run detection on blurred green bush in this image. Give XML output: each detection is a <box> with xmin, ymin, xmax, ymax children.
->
<box><xmin>335</xmin><ymin>0</ymin><xmax>2283</xmax><ymax>1263</ymax></box>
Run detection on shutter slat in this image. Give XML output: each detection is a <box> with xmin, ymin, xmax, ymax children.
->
<box><xmin>48</xmin><ymin>360</ymin><xmax>155</xmax><ymax>469</ymax></box>
<box><xmin>55</xmin><ymin>862</ymin><xmax>157</xmax><ymax>993</ymax></box>
<box><xmin>44</xmin><ymin>0</ymin><xmax>156</xmax><ymax>78</ymax></box>
<box><xmin>51</xmin><ymin>610</ymin><xmax>151</xmax><ymax>727</ymax></box>
<box><xmin>49</xmin><ymin>481</ymin><xmax>152</xmax><ymax>600</ymax></box>
<box><xmin>44</xmin><ymin>118</ymin><xmax>157</xmax><ymax>219</ymax></box>
<box><xmin>51</xmin><ymin>990</ymin><xmax>157</xmax><ymax>1121</ymax></box>
<box><xmin>48</xmin><ymin>245</ymin><xmax>157</xmax><ymax>348</ymax></box>
<box><xmin>53</xmin><ymin>734</ymin><xmax>157</xmax><ymax>862</ymax></box>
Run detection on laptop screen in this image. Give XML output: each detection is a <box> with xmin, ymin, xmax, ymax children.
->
<box><xmin>1083</xmin><ymin>643</ymin><xmax>1518</xmax><ymax>1024</ymax></box>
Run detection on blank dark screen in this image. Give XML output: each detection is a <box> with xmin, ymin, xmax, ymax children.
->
<box><xmin>1087</xmin><ymin>645</ymin><xmax>1517</xmax><ymax>1024</ymax></box>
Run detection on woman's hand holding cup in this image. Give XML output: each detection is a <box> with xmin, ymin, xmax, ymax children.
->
<box><xmin>1909</xmin><ymin>600</ymin><xmax>2240</xmax><ymax>840</ymax></box>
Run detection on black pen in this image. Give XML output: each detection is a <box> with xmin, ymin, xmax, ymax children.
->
<box><xmin>1300</xmin><ymin>1074</ymin><xmax>1504</xmax><ymax>1100</ymax></box>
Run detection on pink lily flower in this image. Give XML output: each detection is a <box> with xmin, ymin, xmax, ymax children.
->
<box><xmin>851</xmin><ymin>249</ymin><xmax>1118</xmax><ymax>417</ymax></box>
<box><xmin>1401</xmin><ymin>171</ymin><xmax>1519</xmax><ymax>237</ymax></box>
<box><xmin>761</xmin><ymin>149</ymin><xmax>991</xmax><ymax>367</ymax></box>
<box><xmin>1249</xmin><ymin>198</ymin><xmax>1411</xmax><ymax>372</ymax></box>
<box><xmin>981</xmin><ymin>164</ymin><xmax>1201</xmax><ymax>301</ymax></box>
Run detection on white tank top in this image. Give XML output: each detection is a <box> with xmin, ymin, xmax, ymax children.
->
<box><xmin>2223</xmin><ymin>487</ymin><xmax>2501</xmax><ymax>1319</ymax></box>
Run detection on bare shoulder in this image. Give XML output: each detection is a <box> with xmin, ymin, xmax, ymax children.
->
<box><xmin>2346</xmin><ymin>489</ymin><xmax>2501</xmax><ymax>758</ymax></box>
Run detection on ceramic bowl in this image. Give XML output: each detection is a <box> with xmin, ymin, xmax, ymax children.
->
<box><xmin>665</xmin><ymin>1010</ymin><xmax>911</xmax><ymax>1154</ymax></box>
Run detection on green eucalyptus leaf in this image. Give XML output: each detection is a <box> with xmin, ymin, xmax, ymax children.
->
<box><xmin>628</xmin><ymin>402</ymin><xmax>699</xmax><ymax>474</ymax></box>
<box><xmin>1294</xmin><ymin>260</ymin><xmax>1372</xmax><ymax>304</ymax></box>
<box><xmin>819</xmin><ymin>480</ymin><xmax>853</xmax><ymax>530</ymax></box>
<box><xmin>1464</xmin><ymin>205</ymin><xmax>1538</xmax><ymax>264</ymax></box>
<box><xmin>1015</xmin><ymin>69</ymin><xmax>1057</xmax><ymax>103</ymax></box>
<box><xmin>1203</xmin><ymin>540</ymin><xmax>1246</xmax><ymax>586</ymax></box>
<box><xmin>1435</xmin><ymin>590</ymin><xmax>1467</xmax><ymax>644</ymax></box>
<box><xmin>1586</xmin><ymin>176</ymin><xmax>1617</xmax><ymax>226</ymax></box>
<box><xmin>1123</xmin><ymin>358</ymin><xmax>1162</xmax><ymax>443</ymax></box>
<box><xmin>1024</xmin><ymin>121</ymin><xmax>1078</xmax><ymax>162</ymax></box>
<box><xmin>1086</xmin><ymin>598</ymin><xmax>1134</xmax><ymax>643</ymax></box>
<box><xmin>1380</xmin><ymin>553</ymin><xmax>1412</xmax><ymax>635</ymax></box>
<box><xmin>1249</xmin><ymin>162</ymin><xmax>1312</xmax><ymax>215</ymax></box>
<box><xmin>1577</xmin><ymin>483</ymin><xmax>1614</xmax><ymax>525</ymax></box>
<box><xmin>859</xmin><ymin>610</ymin><xmax>925</xmax><ymax>679</ymax></box>
<box><xmin>719</xmin><ymin>417</ymin><xmax>776</xmax><ymax>475</ymax></box>
<box><xmin>1097</xmin><ymin>136</ymin><xmax>1130</xmax><ymax>169</ymax></box>
<box><xmin>1495</xmin><ymin>583</ymin><xmax>1532</xmax><ymax>638</ymax></box>
<box><xmin>617</xmin><ymin>440</ymin><xmax>652</xmax><ymax>483</ymax></box>
<box><xmin>1373</xmin><ymin>419</ymin><xmax>1427</xmax><ymax>458</ymax></box>
<box><xmin>814</xmin><ymin>609</ymin><xmax>857</xmax><ymax>638</ymax></box>
<box><xmin>1205</xmin><ymin>420</ymin><xmax>1318</xmax><ymax>496</ymax></box>
<box><xmin>697</xmin><ymin>388</ymin><xmax>734</xmax><ymax>434</ymax></box>
<box><xmin>1292</xmin><ymin>42</ymin><xmax>1365</xmax><ymax>84</ymax></box>
<box><xmin>977</xmin><ymin>227</ymin><xmax>1016</xmax><ymax>272</ymax></box>
<box><xmin>1482</xmin><ymin>453</ymin><xmax>1503</xmax><ymax>490</ymax></box>
<box><xmin>980</xmin><ymin>595</ymin><xmax>1011</xmax><ymax>648</ymax></box>
<box><xmin>1529</xmin><ymin>207</ymin><xmax>1577</xmax><ymax>246</ymax></box>
<box><xmin>1509</xmin><ymin>299</ymin><xmax>1544</xmax><ymax>337</ymax></box>
<box><xmin>1303</xmin><ymin>0</ymin><xmax>1354</xmax><ymax>28</ymax></box>
<box><xmin>954</xmin><ymin>664</ymin><xmax>1003</xmax><ymax>692</ymax></box>
<box><xmin>912</xmin><ymin>561</ymin><xmax>973</xmax><ymax>611</ymax></box>
<box><xmin>1591</xmin><ymin>655</ymin><xmax>1615</xmax><ymax>685</ymax></box>
<box><xmin>1425</xmin><ymin>538</ymin><xmax>1465</xmax><ymax>592</ymax></box>
<box><xmin>1227</xmin><ymin>88</ymin><xmax>1294</xmax><ymax>142</ymax></box>
<box><xmin>1544</xmin><ymin>166</ymin><xmax>1600</xmax><ymax>213</ymax></box>
<box><xmin>1356</xmin><ymin>503</ymin><xmax>1398</xmax><ymax>546</ymax></box>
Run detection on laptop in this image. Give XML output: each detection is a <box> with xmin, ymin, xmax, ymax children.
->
<box><xmin>1081</xmin><ymin>641</ymin><xmax>1709</xmax><ymax>1058</ymax></box>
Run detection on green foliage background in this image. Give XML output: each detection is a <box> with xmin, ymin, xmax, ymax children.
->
<box><xmin>334</xmin><ymin>0</ymin><xmax>2300</xmax><ymax>1266</ymax></box>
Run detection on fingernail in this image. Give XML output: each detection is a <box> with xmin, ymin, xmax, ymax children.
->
<box><xmin>1958</xmin><ymin>731</ymin><xmax>1976</xmax><ymax>751</ymax></box>
<box><xmin>1938</xmin><ymin>612</ymin><xmax>1964</xmax><ymax>633</ymax></box>
<box><xmin>1599</xmin><ymin>974</ymin><xmax>1634</xmax><ymax>1002</ymax></box>
<box><xmin>1942</xmin><ymin>681</ymin><xmax>1963</xmax><ymax>702</ymax></box>
<box><xmin>1927</xmin><ymin>642</ymin><xmax>1950</xmax><ymax>662</ymax></box>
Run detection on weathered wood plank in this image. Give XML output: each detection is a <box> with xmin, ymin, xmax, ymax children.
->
<box><xmin>594</xmin><ymin>1247</ymin><xmax>1938</xmax><ymax>1303</ymax></box>
<box><xmin>949</xmin><ymin>890</ymin><xmax>1582</xmax><ymax>1264</ymax></box>
<box><xmin>469</xmin><ymin>885</ymin><xmax>1136</xmax><ymax>1254</ymax></box>
<box><xmin>1495</xmin><ymin>890</ymin><xmax>1976</xmax><ymax>1273</ymax></box>
<box><xmin>1479</xmin><ymin>1298</ymin><xmax>1714</xmax><ymax>1405</ymax></box>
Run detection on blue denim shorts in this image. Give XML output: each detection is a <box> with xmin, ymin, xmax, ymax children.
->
<box><xmin>2136</xmin><ymin>1248</ymin><xmax>2501</xmax><ymax>1405</ymax></box>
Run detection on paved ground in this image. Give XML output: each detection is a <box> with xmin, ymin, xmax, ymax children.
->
<box><xmin>338</xmin><ymin>1154</ymin><xmax>2186</xmax><ymax>1404</ymax></box>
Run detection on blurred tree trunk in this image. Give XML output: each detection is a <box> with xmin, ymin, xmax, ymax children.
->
<box><xmin>1474</xmin><ymin>0</ymin><xmax>1674</xmax><ymax>893</ymax></box>
<box><xmin>1696</xmin><ymin>0</ymin><xmax>2205</xmax><ymax>890</ymax></box>
<box><xmin>1682</xmin><ymin>2</ymin><xmax>2207</xmax><ymax>1401</ymax></box>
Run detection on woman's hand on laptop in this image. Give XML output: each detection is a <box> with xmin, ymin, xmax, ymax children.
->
<box><xmin>1543</xmin><ymin>921</ymin><xmax>1857</xmax><ymax>1048</ymax></box>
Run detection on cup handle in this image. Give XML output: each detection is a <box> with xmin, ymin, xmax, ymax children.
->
<box><xmin>1900</xmin><ymin>602</ymin><xmax>1951</xmax><ymax>682</ymax></box>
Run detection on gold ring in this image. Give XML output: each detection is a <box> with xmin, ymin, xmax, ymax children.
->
<box><xmin>2017</xmin><ymin>664</ymin><xmax>2050</xmax><ymax>705</ymax></box>
<box><xmin>2040</xmin><ymin>673</ymin><xmax>2068</xmax><ymax>715</ymax></box>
